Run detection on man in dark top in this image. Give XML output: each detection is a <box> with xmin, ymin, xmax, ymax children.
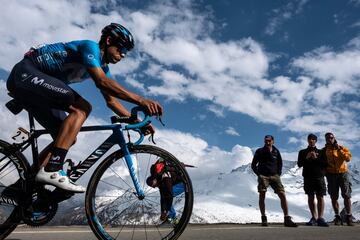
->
<box><xmin>297</xmin><ymin>134</ymin><xmax>328</xmax><ymax>227</ymax></box>
<box><xmin>146</xmin><ymin>158</ymin><xmax>184</xmax><ymax>224</ymax></box>
<box><xmin>251</xmin><ymin>135</ymin><xmax>297</xmax><ymax>227</ymax></box>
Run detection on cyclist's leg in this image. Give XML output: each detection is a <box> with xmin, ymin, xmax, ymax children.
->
<box><xmin>7</xmin><ymin>58</ymin><xmax>88</xmax><ymax>192</ymax></box>
<box><xmin>23</xmin><ymin>105</ymin><xmax>67</xmax><ymax>168</ymax></box>
<box><xmin>51</xmin><ymin>96</ymin><xmax>91</xmax><ymax>155</ymax></box>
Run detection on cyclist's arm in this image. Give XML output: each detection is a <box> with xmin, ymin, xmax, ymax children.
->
<box><xmin>101</xmin><ymin>90</ymin><xmax>131</xmax><ymax>117</ymax></box>
<box><xmin>87</xmin><ymin>67</ymin><xmax>144</xmax><ymax>105</ymax></box>
<box><xmin>87</xmin><ymin>67</ymin><xmax>163</xmax><ymax>116</ymax></box>
<box><xmin>101</xmin><ymin>90</ymin><xmax>155</xmax><ymax>134</ymax></box>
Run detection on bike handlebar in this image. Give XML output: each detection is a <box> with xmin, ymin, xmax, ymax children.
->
<box><xmin>125</xmin><ymin>106</ymin><xmax>152</xmax><ymax>130</ymax></box>
<box><xmin>110</xmin><ymin>106</ymin><xmax>158</xmax><ymax>145</ymax></box>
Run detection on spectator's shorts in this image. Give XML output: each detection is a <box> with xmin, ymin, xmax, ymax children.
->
<box><xmin>258</xmin><ymin>174</ymin><xmax>285</xmax><ymax>194</ymax></box>
<box><xmin>326</xmin><ymin>172</ymin><xmax>352</xmax><ymax>199</ymax></box>
<box><xmin>303</xmin><ymin>177</ymin><xmax>326</xmax><ymax>196</ymax></box>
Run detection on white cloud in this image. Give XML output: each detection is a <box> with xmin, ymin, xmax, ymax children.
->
<box><xmin>288</xmin><ymin>137</ymin><xmax>300</xmax><ymax>144</ymax></box>
<box><xmin>0</xmin><ymin>0</ymin><xmax>108</xmax><ymax>70</ymax></box>
<box><xmin>225</xmin><ymin>127</ymin><xmax>240</xmax><ymax>136</ymax></box>
<box><xmin>288</xmin><ymin>38</ymin><xmax>360</xmax><ymax>146</ymax></box>
<box><xmin>148</xmin><ymin>70</ymin><xmax>190</xmax><ymax>101</ymax></box>
<box><xmin>0</xmin><ymin>79</ymin><xmax>252</xmax><ymax>184</ymax></box>
<box><xmin>0</xmin><ymin>0</ymin><xmax>359</xmax><ymax>156</ymax></box>
<box><xmin>265</xmin><ymin>0</ymin><xmax>309</xmax><ymax>36</ymax></box>
<box><xmin>207</xmin><ymin>105</ymin><xmax>225</xmax><ymax>118</ymax></box>
<box><xmin>154</xmin><ymin>130</ymin><xmax>254</xmax><ymax>181</ymax></box>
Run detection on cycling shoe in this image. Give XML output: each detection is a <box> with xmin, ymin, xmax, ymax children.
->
<box><xmin>35</xmin><ymin>167</ymin><xmax>85</xmax><ymax>193</ymax></box>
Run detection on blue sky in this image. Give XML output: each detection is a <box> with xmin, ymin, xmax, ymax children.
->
<box><xmin>0</xmin><ymin>0</ymin><xmax>359</xmax><ymax>169</ymax></box>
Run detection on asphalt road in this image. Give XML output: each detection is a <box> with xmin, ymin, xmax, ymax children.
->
<box><xmin>7</xmin><ymin>223</ymin><xmax>360</xmax><ymax>240</ymax></box>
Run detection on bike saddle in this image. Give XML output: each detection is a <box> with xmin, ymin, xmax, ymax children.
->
<box><xmin>5</xmin><ymin>93</ymin><xmax>24</xmax><ymax>115</ymax></box>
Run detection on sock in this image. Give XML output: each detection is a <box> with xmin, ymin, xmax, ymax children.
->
<box><xmin>44</xmin><ymin>147</ymin><xmax>68</xmax><ymax>172</ymax></box>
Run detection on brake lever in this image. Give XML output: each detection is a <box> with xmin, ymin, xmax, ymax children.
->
<box><xmin>148</xmin><ymin>133</ymin><xmax>156</xmax><ymax>144</ymax></box>
<box><xmin>157</xmin><ymin>116</ymin><xmax>165</xmax><ymax>127</ymax></box>
<box><xmin>147</xmin><ymin>116</ymin><xmax>165</xmax><ymax>144</ymax></box>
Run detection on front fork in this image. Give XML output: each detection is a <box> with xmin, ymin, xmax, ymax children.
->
<box><xmin>114</xmin><ymin>128</ymin><xmax>145</xmax><ymax>199</ymax></box>
<box><xmin>123</xmin><ymin>145</ymin><xmax>145</xmax><ymax>200</ymax></box>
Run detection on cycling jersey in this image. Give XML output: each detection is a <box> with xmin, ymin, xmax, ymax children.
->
<box><xmin>7</xmin><ymin>40</ymin><xmax>110</xmax><ymax>139</ymax></box>
<box><xmin>25</xmin><ymin>40</ymin><xmax>110</xmax><ymax>84</ymax></box>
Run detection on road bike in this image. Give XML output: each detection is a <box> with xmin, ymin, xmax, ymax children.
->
<box><xmin>0</xmin><ymin>97</ymin><xmax>193</xmax><ymax>240</ymax></box>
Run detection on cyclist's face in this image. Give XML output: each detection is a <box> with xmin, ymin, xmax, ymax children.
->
<box><xmin>106</xmin><ymin>45</ymin><xmax>123</xmax><ymax>64</ymax></box>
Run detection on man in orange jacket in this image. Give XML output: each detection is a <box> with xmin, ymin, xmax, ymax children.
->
<box><xmin>321</xmin><ymin>132</ymin><xmax>353</xmax><ymax>226</ymax></box>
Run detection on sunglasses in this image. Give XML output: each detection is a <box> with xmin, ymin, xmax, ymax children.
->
<box><xmin>115</xmin><ymin>44</ymin><xmax>128</xmax><ymax>57</ymax></box>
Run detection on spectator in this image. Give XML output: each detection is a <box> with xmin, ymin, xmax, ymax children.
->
<box><xmin>297</xmin><ymin>134</ymin><xmax>328</xmax><ymax>227</ymax></box>
<box><xmin>321</xmin><ymin>132</ymin><xmax>353</xmax><ymax>226</ymax></box>
<box><xmin>146</xmin><ymin>158</ymin><xmax>185</xmax><ymax>224</ymax></box>
<box><xmin>251</xmin><ymin>135</ymin><xmax>297</xmax><ymax>227</ymax></box>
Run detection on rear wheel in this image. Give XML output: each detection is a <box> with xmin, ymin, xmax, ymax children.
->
<box><xmin>0</xmin><ymin>140</ymin><xmax>30</xmax><ymax>240</ymax></box>
<box><xmin>86</xmin><ymin>145</ymin><xmax>193</xmax><ymax>240</ymax></box>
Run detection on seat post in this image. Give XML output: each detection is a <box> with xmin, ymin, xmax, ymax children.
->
<box><xmin>28</xmin><ymin>111</ymin><xmax>40</xmax><ymax>169</ymax></box>
<box><xmin>28</xmin><ymin>111</ymin><xmax>36</xmax><ymax>132</ymax></box>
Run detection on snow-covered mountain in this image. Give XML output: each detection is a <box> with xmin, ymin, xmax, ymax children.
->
<box><xmin>51</xmin><ymin>160</ymin><xmax>360</xmax><ymax>225</ymax></box>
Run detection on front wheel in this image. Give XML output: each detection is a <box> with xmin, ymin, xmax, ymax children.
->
<box><xmin>86</xmin><ymin>145</ymin><xmax>193</xmax><ymax>240</ymax></box>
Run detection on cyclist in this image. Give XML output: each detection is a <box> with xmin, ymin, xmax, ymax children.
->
<box><xmin>146</xmin><ymin>158</ymin><xmax>185</xmax><ymax>223</ymax></box>
<box><xmin>6</xmin><ymin>23</ymin><xmax>163</xmax><ymax>193</ymax></box>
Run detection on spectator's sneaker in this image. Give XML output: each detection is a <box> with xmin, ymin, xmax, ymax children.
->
<box><xmin>160</xmin><ymin>211</ymin><xmax>169</xmax><ymax>222</ymax></box>
<box><xmin>284</xmin><ymin>216</ymin><xmax>298</xmax><ymax>227</ymax></box>
<box><xmin>168</xmin><ymin>217</ymin><xmax>179</xmax><ymax>226</ymax></box>
<box><xmin>333</xmin><ymin>215</ymin><xmax>343</xmax><ymax>226</ymax></box>
<box><xmin>261</xmin><ymin>215</ymin><xmax>268</xmax><ymax>226</ymax></box>
<box><xmin>35</xmin><ymin>167</ymin><xmax>85</xmax><ymax>193</ymax></box>
<box><xmin>346</xmin><ymin>214</ymin><xmax>354</xmax><ymax>226</ymax></box>
<box><xmin>317</xmin><ymin>217</ymin><xmax>329</xmax><ymax>227</ymax></box>
<box><xmin>306</xmin><ymin>217</ymin><xmax>317</xmax><ymax>226</ymax></box>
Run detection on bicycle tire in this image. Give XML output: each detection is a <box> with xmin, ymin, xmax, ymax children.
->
<box><xmin>0</xmin><ymin>139</ymin><xmax>30</xmax><ymax>240</ymax></box>
<box><xmin>86</xmin><ymin>144</ymin><xmax>193</xmax><ymax>240</ymax></box>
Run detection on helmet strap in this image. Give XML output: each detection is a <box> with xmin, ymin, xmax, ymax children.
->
<box><xmin>101</xmin><ymin>36</ymin><xmax>112</xmax><ymax>64</ymax></box>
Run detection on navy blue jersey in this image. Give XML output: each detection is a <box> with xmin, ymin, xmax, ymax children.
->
<box><xmin>25</xmin><ymin>40</ymin><xmax>110</xmax><ymax>84</ymax></box>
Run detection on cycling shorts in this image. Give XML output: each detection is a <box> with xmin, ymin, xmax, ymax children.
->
<box><xmin>6</xmin><ymin>58</ymin><xmax>80</xmax><ymax>139</ymax></box>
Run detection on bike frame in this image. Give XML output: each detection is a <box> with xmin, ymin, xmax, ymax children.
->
<box><xmin>10</xmin><ymin>111</ymin><xmax>146</xmax><ymax>199</ymax></box>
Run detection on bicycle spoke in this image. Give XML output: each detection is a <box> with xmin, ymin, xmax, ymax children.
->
<box><xmin>136</xmin><ymin>153</ymin><xmax>141</xmax><ymax>191</ymax></box>
<box><xmin>96</xmin><ymin>197</ymin><xmax>134</xmax><ymax>211</ymax></box>
<box><xmin>99</xmin><ymin>179</ymin><xmax>129</xmax><ymax>192</ymax></box>
<box><xmin>0</xmin><ymin>161</ymin><xmax>15</xmax><ymax>179</ymax></box>
<box><xmin>130</xmin><ymin>219</ymin><xmax>136</xmax><ymax>240</ymax></box>
<box><xmin>143</xmin><ymin>197</ymin><xmax>161</xmax><ymax>206</ymax></box>
<box><xmin>108</xmin><ymin>166</ymin><xmax>133</xmax><ymax>190</ymax></box>
<box><xmin>144</xmin><ymin>187</ymin><xmax>159</xmax><ymax>195</ymax></box>
<box><xmin>112</xmin><ymin>199</ymin><xmax>139</xmax><ymax>239</ymax></box>
<box><xmin>0</xmin><ymin>166</ymin><xmax>18</xmax><ymax>185</ymax></box>
<box><xmin>152</xmin><ymin>212</ymin><xmax>165</xmax><ymax>239</ymax></box>
<box><xmin>87</xmin><ymin>145</ymin><xmax>193</xmax><ymax>240</ymax></box>
<box><xmin>142</xmin><ymin>153</ymin><xmax>152</xmax><ymax>191</ymax></box>
<box><xmin>96</xmin><ymin>192</ymin><xmax>136</xmax><ymax>209</ymax></box>
<box><xmin>142</xmin><ymin>202</ymin><xmax>148</xmax><ymax>240</ymax></box>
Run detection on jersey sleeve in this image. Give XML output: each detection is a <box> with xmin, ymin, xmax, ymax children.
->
<box><xmin>80</xmin><ymin>40</ymin><xmax>102</xmax><ymax>68</ymax></box>
<box><xmin>102</xmin><ymin>65</ymin><xmax>111</xmax><ymax>77</ymax></box>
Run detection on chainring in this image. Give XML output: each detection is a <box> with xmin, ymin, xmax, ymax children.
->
<box><xmin>22</xmin><ymin>188</ymin><xmax>58</xmax><ymax>227</ymax></box>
